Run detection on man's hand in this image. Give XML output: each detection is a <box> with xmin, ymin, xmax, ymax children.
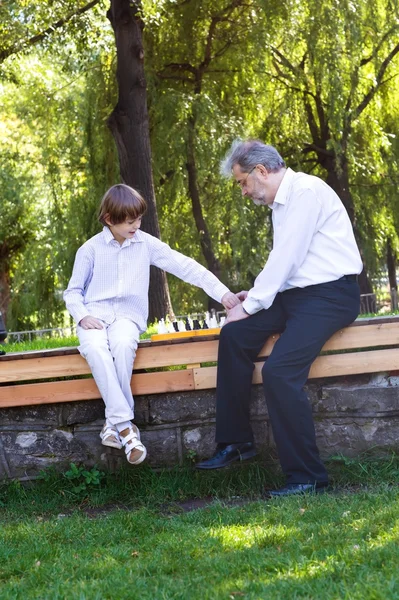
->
<box><xmin>221</xmin><ymin>291</ymin><xmax>241</xmax><ymax>310</ymax></box>
<box><xmin>225</xmin><ymin>303</ymin><xmax>250</xmax><ymax>324</ymax></box>
<box><xmin>79</xmin><ymin>316</ymin><xmax>103</xmax><ymax>330</ymax></box>
<box><xmin>235</xmin><ymin>290</ymin><xmax>249</xmax><ymax>301</ymax></box>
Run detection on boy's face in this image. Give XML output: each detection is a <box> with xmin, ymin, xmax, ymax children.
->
<box><xmin>105</xmin><ymin>215</ymin><xmax>143</xmax><ymax>244</ymax></box>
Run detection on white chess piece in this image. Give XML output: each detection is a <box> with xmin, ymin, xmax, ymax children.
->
<box><xmin>219</xmin><ymin>316</ymin><xmax>226</xmax><ymax>327</ymax></box>
<box><xmin>157</xmin><ymin>318</ymin><xmax>167</xmax><ymax>334</ymax></box>
<box><xmin>210</xmin><ymin>315</ymin><xmax>218</xmax><ymax>328</ymax></box>
<box><xmin>178</xmin><ymin>320</ymin><xmax>185</xmax><ymax>332</ymax></box>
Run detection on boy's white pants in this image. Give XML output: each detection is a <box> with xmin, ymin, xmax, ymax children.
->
<box><xmin>77</xmin><ymin>318</ymin><xmax>140</xmax><ymax>426</ymax></box>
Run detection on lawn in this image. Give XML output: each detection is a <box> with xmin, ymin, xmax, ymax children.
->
<box><xmin>0</xmin><ymin>459</ymin><xmax>398</xmax><ymax>599</ymax></box>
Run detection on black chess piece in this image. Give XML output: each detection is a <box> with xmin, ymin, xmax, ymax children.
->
<box><xmin>192</xmin><ymin>319</ymin><xmax>201</xmax><ymax>330</ymax></box>
<box><xmin>173</xmin><ymin>321</ymin><xmax>179</xmax><ymax>332</ymax></box>
<box><xmin>202</xmin><ymin>320</ymin><xmax>209</xmax><ymax>329</ymax></box>
<box><xmin>184</xmin><ymin>317</ymin><xmax>191</xmax><ymax>331</ymax></box>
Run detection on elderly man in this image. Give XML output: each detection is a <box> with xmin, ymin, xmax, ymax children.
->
<box><xmin>196</xmin><ymin>139</ymin><xmax>362</xmax><ymax>497</ymax></box>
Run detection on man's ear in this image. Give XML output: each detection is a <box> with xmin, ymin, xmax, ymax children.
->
<box><xmin>256</xmin><ymin>164</ymin><xmax>269</xmax><ymax>179</ymax></box>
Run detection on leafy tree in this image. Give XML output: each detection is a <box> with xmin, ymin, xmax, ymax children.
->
<box><xmin>257</xmin><ymin>0</ymin><xmax>399</xmax><ymax>293</ymax></box>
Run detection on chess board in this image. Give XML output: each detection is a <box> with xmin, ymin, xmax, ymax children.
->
<box><xmin>151</xmin><ymin>327</ymin><xmax>221</xmax><ymax>342</ymax></box>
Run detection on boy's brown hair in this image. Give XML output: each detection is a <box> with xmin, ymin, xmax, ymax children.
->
<box><xmin>98</xmin><ymin>184</ymin><xmax>147</xmax><ymax>226</ymax></box>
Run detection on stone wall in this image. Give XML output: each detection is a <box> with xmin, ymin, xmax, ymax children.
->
<box><xmin>1</xmin><ymin>372</ymin><xmax>399</xmax><ymax>480</ymax></box>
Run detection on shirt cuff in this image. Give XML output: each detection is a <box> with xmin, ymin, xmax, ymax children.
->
<box><xmin>213</xmin><ymin>283</ymin><xmax>230</xmax><ymax>303</ymax></box>
<box><xmin>242</xmin><ymin>296</ymin><xmax>263</xmax><ymax>315</ymax></box>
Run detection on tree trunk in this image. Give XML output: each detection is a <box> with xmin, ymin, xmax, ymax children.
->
<box><xmin>0</xmin><ymin>268</ymin><xmax>10</xmax><ymax>323</ymax></box>
<box><xmin>107</xmin><ymin>0</ymin><xmax>172</xmax><ymax>323</ymax></box>
<box><xmin>321</xmin><ymin>153</ymin><xmax>374</xmax><ymax>296</ymax></box>
<box><xmin>387</xmin><ymin>237</ymin><xmax>397</xmax><ymax>291</ymax></box>
<box><xmin>186</xmin><ymin>114</ymin><xmax>223</xmax><ymax>311</ymax></box>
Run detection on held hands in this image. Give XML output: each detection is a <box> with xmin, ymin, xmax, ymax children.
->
<box><xmin>222</xmin><ymin>290</ymin><xmax>250</xmax><ymax>325</ymax></box>
<box><xmin>221</xmin><ymin>291</ymin><xmax>241</xmax><ymax>310</ymax></box>
<box><xmin>224</xmin><ymin>303</ymin><xmax>250</xmax><ymax>324</ymax></box>
<box><xmin>235</xmin><ymin>290</ymin><xmax>249</xmax><ymax>302</ymax></box>
<box><xmin>79</xmin><ymin>316</ymin><xmax>104</xmax><ymax>330</ymax></box>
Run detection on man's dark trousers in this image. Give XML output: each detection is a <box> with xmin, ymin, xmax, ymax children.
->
<box><xmin>216</xmin><ymin>277</ymin><xmax>360</xmax><ymax>484</ymax></box>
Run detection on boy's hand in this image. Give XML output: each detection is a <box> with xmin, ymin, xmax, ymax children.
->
<box><xmin>221</xmin><ymin>292</ymin><xmax>241</xmax><ymax>310</ymax></box>
<box><xmin>79</xmin><ymin>316</ymin><xmax>103</xmax><ymax>330</ymax></box>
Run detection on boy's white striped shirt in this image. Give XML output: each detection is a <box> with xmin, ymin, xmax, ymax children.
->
<box><xmin>64</xmin><ymin>227</ymin><xmax>229</xmax><ymax>332</ymax></box>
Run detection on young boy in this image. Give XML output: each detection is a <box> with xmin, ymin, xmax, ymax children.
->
<box><xmin>64</xmin><ymin>184</ymin><xmax>238</xmax><ymax>465</ymax></box>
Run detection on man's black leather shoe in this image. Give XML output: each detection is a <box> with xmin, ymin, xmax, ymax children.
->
<box><xmin>267</xmin><ymin>482</ymin><xmax>329</xmax><ymax>497</ymax></box>
<box><xmin>195</xmin><ymin>442</ymin><xmax>257</xmax><ymax>470</ymax></box>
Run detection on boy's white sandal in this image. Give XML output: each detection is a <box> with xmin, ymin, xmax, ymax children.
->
<box><xmin>120</xmin><ymin>424</ymin><xmax>147</xmax><ymax>465</ymax></box>
<box><xmin>100</xmin><ymin>423</ymin><xmax>122</xmax><ymax>449</ymax></box>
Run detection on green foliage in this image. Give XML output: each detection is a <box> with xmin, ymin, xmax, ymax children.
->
<box><xmin>62</xmin><ymin>463</ymin><xmax>105</xmax><ymax>496</ymax></box>
<box><xmin>1</xmin><ymin>0</ymin><xmax>399</xmax><ymax>327</ymax></box>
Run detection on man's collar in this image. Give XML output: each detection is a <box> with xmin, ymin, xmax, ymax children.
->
<box><xmin>272</xmin><ymin>167</ymin><xmax>295</xmax><ymax>207</ymax></box>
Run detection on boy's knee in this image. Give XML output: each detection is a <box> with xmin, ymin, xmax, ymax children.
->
<box><xmin>111</xmin><ymin>336</ymin><xmax>138</xmax><ymax>355</ymax></box>
<box><xmin>78</xmin><ymin>337</ymin><xmax>109</xmax><ymax>359</ymax></box>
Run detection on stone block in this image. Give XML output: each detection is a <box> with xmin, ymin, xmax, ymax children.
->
<box><xmin>0</xmin><ymin>404</ymin><xmax>62</xmax><ymax>426</ymax></box>
<box><xmin>141</xmin><ymin>428</ymin><xmax>179</xmax><ymax>466</ymax></box>
<box><xmin>250</xmin><ymin>385</ymin><xmax>268</xmax><ymax>417</ymax></box>
<box><xmin>132</xmin><ymin>396</ymin><xmax>150</xmax><ymax>426</ymax></box>
<box><xmin>182</xmin><ymin>424</ymin><xmax>216</xmax><ymax>459</ymax></box>
<box><xmin>251</xmin><ymin>419</ymin><xmax>271</xmax><ymax>453</ymax></box>
<box><xmin>316</xmin><ymin>417</ymin><xmax>399</xmax><ymax>457</ymax></box>
<box><xmin>148</xmin><ymin>390</ymin><xmax>216</xmax><ymax>425</ymax></box>
<box><xmin>314</xmin><ymin>385</ymin><xmax>399</xmax><ymax>415</ymax></box>
<box><xmin>63</xmin><ymin>400</ymin><xmax>105</xmax><ymax>426</ymax></box>
<box><xmin>1</xmin><ymin>429</ymin><xmax>97</xmax><ymax>479</ymax></box>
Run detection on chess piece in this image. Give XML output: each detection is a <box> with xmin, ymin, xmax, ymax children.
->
<box><xmin>178</xmin><ymin>320</ymin><xmax>185</xmax><ymax>332</ymax></box>
<box><xmin>157</xmin><ymin>318</ymin><xmax>167</xmax><ymax>334</ymax></box>
<box><xmin>219</xmin><ymin>316</ymin><xmax>226</xmax><ymax>327</ymax></box>
<box><xmin>184</xmin><ymin>317</ymin><xmax>191</xmax><ymax>331</ymax></box>
<box><xmin>192</xmin><ymin>319</ymin><xmax>201</xmax><ymax>330</ymax></box>
<box><xmin>173</xmin><ymin>321</ymin><xmax>179</xmax><ymax>332</ymax></box>
<box><xmin>209</xmin><ymin>314</ymin><xmax>218</xmax><ymax>328</ymax></box>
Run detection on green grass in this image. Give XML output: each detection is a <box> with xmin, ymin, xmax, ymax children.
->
<box><xmin>0</xmin><ymin>456</ymin><xmax>398</xmax><ymax>599</ymax></box>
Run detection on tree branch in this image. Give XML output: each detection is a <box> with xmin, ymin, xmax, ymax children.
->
<box><xmin>0</xmin><ymin>0</ymin><xmax>101</xmax><ymax>63</ymax></box>
<box><xmin>360</xmin><ymin>26</ymin><xmax>399</xmax><ymax>66</ymax></box>
<box><xmin>353</xmin><ymin>40</ymin><xmax>399</xmax><ymax>121</ymax></box>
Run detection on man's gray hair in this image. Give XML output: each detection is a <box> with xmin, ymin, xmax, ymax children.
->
<box><xmin>220</xmin><ymin>139</ymin><xmax>286</xmax><ymax>177</ymax></box>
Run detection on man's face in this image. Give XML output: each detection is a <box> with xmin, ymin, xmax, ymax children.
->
<box><xmin>232</xmin><ymin>164</ymin><xmax>275</xmax><ymax>206</ymax></box>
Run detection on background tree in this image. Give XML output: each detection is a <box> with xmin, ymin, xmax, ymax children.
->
<box><xmin>257</xmin><ymin>0</ymin><xmax>399</xmax><ymax>293</ymax></box>
<box><xmin>107</xmin><ymin>0</ymin><xmax>172</xmax><ymax>322</ymax></box>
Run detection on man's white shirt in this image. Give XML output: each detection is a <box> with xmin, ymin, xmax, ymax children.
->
<box><xmin>242</xmin><ymin>168</ymin><xmax>363</xmax><ymax>315</ymax></box>
<box><xmin>64</xmin><ymin>227</ymin><xmax>229</xmax><ymax>332</ymax></box>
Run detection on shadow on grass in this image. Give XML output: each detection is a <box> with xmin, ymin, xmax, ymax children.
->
<box><xmin>0</xmin><ymin>452</ymin><xmax>398</xmax><ymax>519</ymax></box>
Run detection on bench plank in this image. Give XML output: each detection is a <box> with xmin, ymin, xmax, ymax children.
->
<box><xmin>193</xmin><ymin>348</ymin><xmax>399</xmax><ymax>390</ymax></box>
<box><xmin>1</xmin><ymin>322</ymin><xmax>398</xmax><ymax>385</ymax></box>
<box><xmin>0</xmin><ymin>370</ymin><xmax>195</xmax><ymax>408</ymax></box>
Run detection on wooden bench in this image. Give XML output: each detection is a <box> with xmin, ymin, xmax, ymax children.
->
<box><xmin>0</xmin><ymin>316</ymin><xmax>399</xmax><ymax>409</ymax></box>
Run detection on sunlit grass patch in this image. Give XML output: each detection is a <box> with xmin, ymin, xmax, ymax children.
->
<box><xmin>0</xmin><ymin>487</ymin><xmax>398</xmax><ymax>599</ymax></box>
